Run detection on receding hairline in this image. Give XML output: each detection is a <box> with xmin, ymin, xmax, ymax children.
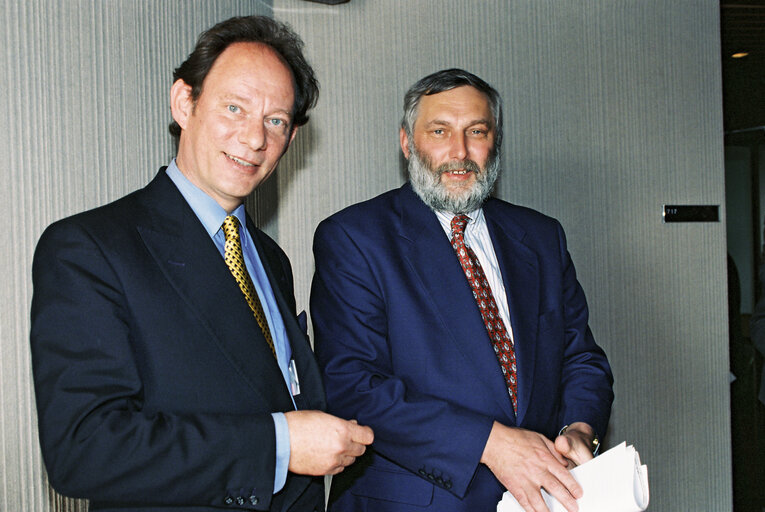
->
<box><xmin>189</xmin><ymin>41</ymin><xmax>298</xmax><ymax>117</ymax></box>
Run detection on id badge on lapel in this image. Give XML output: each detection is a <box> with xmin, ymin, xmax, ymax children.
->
<box><xmin>288</xmin><ymin>359</ymin><xmax>301</xmax><ymax>396</ymax></box>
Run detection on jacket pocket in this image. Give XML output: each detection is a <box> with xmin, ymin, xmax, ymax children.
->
<box><xmin>350</xmin><ymin>465</ymin><xmax>434</xmax><ymax>506</ymax></box>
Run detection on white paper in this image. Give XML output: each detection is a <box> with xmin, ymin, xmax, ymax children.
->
<box><xmin>497</xmin><ymin>442</ymin><xmax>649</xmax><ymax>512</ymax></box>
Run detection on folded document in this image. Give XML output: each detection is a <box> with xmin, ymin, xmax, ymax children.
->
<box><xmin>497</xmin><ymin>442</ymin><xmax>649</xmax><ymax>512</ymax></box>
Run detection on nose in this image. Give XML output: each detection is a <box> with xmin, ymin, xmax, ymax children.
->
<box><xmin>449</xmin><ymin>132</ymin><xmax>468</xmax><ymax>161</ymax></box>
<box><xmin>239</xmin><ymin>119</ymin><xmax>267</xmax><ymax>151</ymax></box>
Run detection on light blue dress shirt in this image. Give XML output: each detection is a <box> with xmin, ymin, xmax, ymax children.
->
<box><xmin>166</xmin><ymin>160</ymin><xmax>292</xmax><ymax>493</ymax></box>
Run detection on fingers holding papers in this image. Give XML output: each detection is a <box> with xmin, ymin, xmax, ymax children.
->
<box><xmin>481</xmin><ymin>422</ymin><xmax>582</xmax><ymax>512</ymax></box>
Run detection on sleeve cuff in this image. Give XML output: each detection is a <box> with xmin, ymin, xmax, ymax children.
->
<box><xmin>271</xmin><ymin>412</ymin><xmax>290</xmax><ymax>493</ymax></box>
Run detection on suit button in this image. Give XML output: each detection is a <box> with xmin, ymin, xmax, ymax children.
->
<box><xmin>427</xmin><ymin>473</ymin><xmax>435</xmax><ymax>481</ymax></box>
<box><xmin>224</xmin><ymin>496</ymin><xmax>234</xmax><ymax>505</ymax></box>
<box><xmin>249</xmin><ymin>495</ymin><xmax>259</xmax><ymax>505</ymax></box>
<box><xmin>436</xmin><ymin>476</ymin><xmax>444</xmax><ymax>485</ymax></box>
<box><xmin>418</xmin><ymin>468</ymin><xmax>427</xmax><ymax>476</ymax></box>
<box><xmin>444</xmin><ymin>481</ymin><xmax>452</xmax><ymax>489</ymax></box>
<box><xmin>236</xmin><ymin>496</ymin><xmax>245</xmax><ymax>506</ymax></box>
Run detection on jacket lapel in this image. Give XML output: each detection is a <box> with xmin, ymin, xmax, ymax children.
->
<box><xmin>396</xmin><ymin>185</ymin><xmax>516</xmax><ymax>421</ymax></box>
<box><xmin>484</xmin><ymin>200</ymin><xmax>540</xmax><ymax>425</ymax></box>
<box><xmin>246</xmin><ymin>219</ymin><xmax>326</xmax><ymax>412</ymax></box>
<box><xmin>134</xmin><ymin>170</ymin><xmax>293</xmax><ymax>411</ymax></box>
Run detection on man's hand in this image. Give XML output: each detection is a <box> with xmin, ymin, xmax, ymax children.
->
<box><xmin>554</xmin><ymin>422</ymin><xmax>596</xmax><ymax>469</ymax></box>
<box><xmin>481</xmin><ymin>422</ymin><xmax>581</xmax><ymax>512</ymax></box>
<box><xmin>284</xmin><ymin>410</ymin><xmax>374</xmax><ymax>476</ymax></box>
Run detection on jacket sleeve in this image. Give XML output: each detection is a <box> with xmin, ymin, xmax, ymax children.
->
<box><xmin>552</xmin><ymin>221</ymin><xmax>614</xmax><ymax>437</ymax></box>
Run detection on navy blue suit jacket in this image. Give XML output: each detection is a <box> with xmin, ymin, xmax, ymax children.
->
<box><xmin>30</xmin><ymin>169</ymin><xmax>326</xmax><ymax>512</ymax></box>
<box><xmin>311</xmin><ymin>183</ymin><xmax>613</xmax><ymax>512</ymax></box>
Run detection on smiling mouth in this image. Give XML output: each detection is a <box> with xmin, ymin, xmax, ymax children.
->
<box><xmin>226</xmin><ymin>153</ymin><xmax>257</xmax><ymax>167</ymax></box>
<box><xmin>435</xmin><ymin>159</ymin><xmax>481</xmax><ymax>178</ymax></box>
<box><xmin>442</xmin><ymin>169</ymin><xmax>473</xmax><ymax>177</ymax></box>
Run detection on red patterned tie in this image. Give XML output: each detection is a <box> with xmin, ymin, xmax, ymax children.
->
<box><xmin>450</xmin><ymin>215</ymin><xmax>517</xmax><ymax>413</ymax></box>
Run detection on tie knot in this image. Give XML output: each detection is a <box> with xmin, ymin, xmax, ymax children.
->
<box><xmin>451</xmin><ymin>215</ymin><xmax>470</xmax><ymax>237</ymax></box>
<box><xmin>222</xmin><ymin>215</ymin><xmax>241</xmax><ymax>241</ymax></box>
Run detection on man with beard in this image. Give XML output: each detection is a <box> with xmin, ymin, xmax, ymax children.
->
<box><xmin>310</xmin><ymin>69</ymin><xmax>613</xmax><ymax>512</ymax></box>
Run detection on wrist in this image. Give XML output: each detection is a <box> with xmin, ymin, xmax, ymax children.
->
<box><xmin>559</xmin><ymin>423</ymin><xmax>600</xmax><ymax>455</ymax></box>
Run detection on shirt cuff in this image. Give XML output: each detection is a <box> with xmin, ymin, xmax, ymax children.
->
<box><xmin>271</xmin><ymin>412</ymin><xmax>290</xmax><ymax>493</ymax></box>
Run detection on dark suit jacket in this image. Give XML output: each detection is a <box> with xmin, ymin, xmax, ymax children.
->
<box><xmin>311</xmin><ymin>183</ymin><xmax>613</xmax><ymax>512</ymax></box>
<box><xmin>30</xmin><ymin>169</ymin><xmax>326</xmax><ymax>512</ymax></box>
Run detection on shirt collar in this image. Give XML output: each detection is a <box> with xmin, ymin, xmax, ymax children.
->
<box><xmin>166</xmin><ymin>159</ymin><xmax>247</xmax><ymax>236</ymax></box>
<box><xmin>435</xmin><ymin>207</ymin><xmax>485</xmax><ymax>234</ymax></box>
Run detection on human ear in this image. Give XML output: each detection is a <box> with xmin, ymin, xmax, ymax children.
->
<box><xmin>399</xmin><ymin>127</ymin><xmax>411</xmax><ymax>159</ymax></box>
<box><xmin>170</xmin><ymin>79</ymin><xmax>193</xmax><ymax>130</ymax></box>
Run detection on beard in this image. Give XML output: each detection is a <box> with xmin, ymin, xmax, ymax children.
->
<box><xmin>407</xmin><ymin>142</ymin><xmax>500</xmax><ymax>214</ymax></box>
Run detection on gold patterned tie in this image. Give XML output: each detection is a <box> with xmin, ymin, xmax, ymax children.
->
<box><xmin>222</xmin><ymin>215</ymin><xmax>276</xmax><ymax>358</ymax></box>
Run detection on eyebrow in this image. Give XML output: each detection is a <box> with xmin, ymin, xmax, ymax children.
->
<box><xmin>425</xmin><ymin>118</ymin><xmax>493</xmax><ymax>127</ymax></box>
<box><xmin>221</xmin><ymin>93</ymin><xmax>249</xmax><ymax>104</ymax></box>
<box><xmin>271</xmin><ymin>108</ymin><xmax>294</xmax><ymax>117</ymax></box>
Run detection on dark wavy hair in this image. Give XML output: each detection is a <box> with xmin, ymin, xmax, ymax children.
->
<box><xmin>168</xmin><ymin>15</ymin><xmax>319</xmax><ymax>140</ymax></box>
<box><xmin>401</xmin><ymin>68</ymin><xmax>503</xmax><ymax>150</ymax></box>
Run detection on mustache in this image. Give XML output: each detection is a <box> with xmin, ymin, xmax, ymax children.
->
<box><xmin>436</xmin><ymin>159</ymin><xmax>482</xmax><ymax>174</ymax></box>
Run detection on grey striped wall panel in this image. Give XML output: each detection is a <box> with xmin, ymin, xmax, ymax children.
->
<box><xmin>1</xmin><ymin>1</ymin><xmax>730</xmax><ymax>511</ymax></box>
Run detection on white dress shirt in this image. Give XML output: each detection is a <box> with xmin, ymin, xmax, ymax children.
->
<box><xmin>435</xmin><ymin>208</ymin><xmax>515</xmax><ymax>344</ymax></box>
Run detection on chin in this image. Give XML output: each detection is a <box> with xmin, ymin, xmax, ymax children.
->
<box><xmin>444</xmin><ymin>185</ymin><xmax>476</xmax><ymax>199</ymax></box>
